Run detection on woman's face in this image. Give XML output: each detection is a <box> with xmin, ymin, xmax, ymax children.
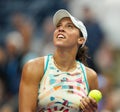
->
<box><xmin>53</xmin><ymin>17</ymin><xmax>84</xmax><ymax>49</ymax></box>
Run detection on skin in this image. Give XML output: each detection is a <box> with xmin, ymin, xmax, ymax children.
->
<box><xmin>19</xmin><ymin>17</ymin><xmax>98</xmax><ymax>112</ymax></box>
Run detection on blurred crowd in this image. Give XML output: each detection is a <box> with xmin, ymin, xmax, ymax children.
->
<box><xmin>0</xmin><ymin>0</ymin><xmax>120</xmax><ymax>112</ymax></box>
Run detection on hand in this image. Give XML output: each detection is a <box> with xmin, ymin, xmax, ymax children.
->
<box><xmin>79</xmin><ymin>96</ymin><xmax>98</xmax><ymax>112</ymax></box>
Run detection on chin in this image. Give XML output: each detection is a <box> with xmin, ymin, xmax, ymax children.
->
<box><xmin>54</xmin><ymin>41</ymin><xmax>63</xmax><ymax>46</ymax></box>
<box><xmin>55</xmin><ymin>44</ymin><xmax>64</xmax><ymax>48</ymax></box>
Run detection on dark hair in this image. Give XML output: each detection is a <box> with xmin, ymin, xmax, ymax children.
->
<box><xmin>76</xmin><ymin>31</ymin><xmax>88</xmax><ymax>66</ymax></box>
<box><xmin>76</xmin><ymin>45</ymin><xmax>88</xmax><ymax>66</ymax></box>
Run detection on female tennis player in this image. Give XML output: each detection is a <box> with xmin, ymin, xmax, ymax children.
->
<box><xmin>19</xmin><ymin>9</ymin><xmax>98</xmax><ymax>112</ymax></box>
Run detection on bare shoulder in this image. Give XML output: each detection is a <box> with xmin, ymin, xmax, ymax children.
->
<box><xmin>19</xmin><ymin>57</ymin><xmax>44</xmax><ymax>111</ymax></box>
<box><xmin>21</xmin><ymin>57</ymin><xmax>44</xmax><ymax>83</ymax></box>
<box><xmin>85</xmin><ymin>66</ymin><xmax>97</xmax><ymax>79</ymax></box>
<box><xmin>85</xmin><ymin>66</ymin><xmax>98</xmax><ymax>90</ymax></box>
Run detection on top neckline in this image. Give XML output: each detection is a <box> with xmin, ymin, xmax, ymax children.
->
<box><xmin>51</xmin><ymin>55</ymin><xmax>79</xmax><ymax>73</ymax></box>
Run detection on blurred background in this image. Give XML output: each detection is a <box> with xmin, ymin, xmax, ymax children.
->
<box><xmin>0</xmin><ymin>0</ymin><xmax>120</xmax><ymax>112</ymax></box>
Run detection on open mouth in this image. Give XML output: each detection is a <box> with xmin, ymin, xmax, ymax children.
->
<box><xmin>57</xmin><ymin>34</ymin><xmax>65</xmax><ymax>39</ymax></box>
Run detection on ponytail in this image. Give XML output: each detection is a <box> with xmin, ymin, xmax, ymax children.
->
<box><xmin>76</xmin><ymin>45</ymin><xmax>88</xmax><ymax>66</ymax></box>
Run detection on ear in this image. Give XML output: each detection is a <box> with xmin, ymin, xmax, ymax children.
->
<box><xmin>78</xmin><ymin>37</ymin><xmax>85</xmax><ymax>45</ymax></box>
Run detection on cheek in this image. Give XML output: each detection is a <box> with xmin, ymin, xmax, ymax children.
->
<box><xmin>53</xmin><ymin>30</ymin><xmax>57</xmax><ymax>38</ymax></box>
<box><xmin>53</xmin><ymin>31</ymin><xmax>57</xmax><ymax>44</ymax></box>
<box><xmin>69</xmin><ymin>33</ymin><xmax>80</xmax><ymax>44</ymax></box>
<box><xmin>69</xmin><ymin>32</ymin><xmax>79</xmax><ymax>40</ymax></box>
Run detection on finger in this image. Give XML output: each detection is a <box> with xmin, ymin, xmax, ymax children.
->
<box><xmin>83</xmin><ymin>97</ymin><xmax>97</xmax><ymax>112</ymax></box>
<box><xmin>88</xmin><ymin>97</ymin><xmax>98</xmax><ymax>111</ymax></box>
<box><xmin>84</xmin><ymin>97</ymin><xmax>93</xmax><ymax>109</ymax></box>
<box><xmin>81</xmin><ymin>98</ymin><xmax>90</xmax><ymax>110</ymax></box>
<box><xmin>79</xmin><ymin>101</ymin><xmax>85</xmax><ymax>110</ymax></box>
<box><xmin>89</xmin><ymin>97</ymin><xmax>98</xmax><ymax>108</ymax></box>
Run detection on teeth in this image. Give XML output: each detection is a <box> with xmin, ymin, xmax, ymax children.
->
<box><xmin>57</xmin><ymin>34</ymin><xmax>65</xmax><ymax>38</ymax></box>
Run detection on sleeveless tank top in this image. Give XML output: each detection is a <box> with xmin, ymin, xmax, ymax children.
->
<box><xmin>37</xmin><ymin>54</ymin><xmax>89</xmax><ymax>112</ymax></box>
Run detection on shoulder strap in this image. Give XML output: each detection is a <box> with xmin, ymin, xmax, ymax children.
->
<box><xmin>44</xmin><ymin>54</ymin><xmax>52</xmax><ymax>74</ymax></box>
<box><xmin>44</xmin><ymin>55</ymin><xmax>49</xmax><ymax>74</ymax></box>
<box><xmin>80</xmin><ymin>63</ymin><xmax>90</xmax><ymax>93</ymax></box>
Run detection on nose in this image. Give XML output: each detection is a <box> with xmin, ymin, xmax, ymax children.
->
<box><xmin>58</xmin><ymin>25</ymin><xmax>65</xmax><ymax>32</ymax></box>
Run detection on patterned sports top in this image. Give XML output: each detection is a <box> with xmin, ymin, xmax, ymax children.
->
<box><xmin>37</xmin><ymin>54</ymin><xmax>89</xmax><ymax>112</ymax></box>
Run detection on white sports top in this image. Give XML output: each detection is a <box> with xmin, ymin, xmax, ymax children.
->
<box><xmin>37</xmin><ymin>54</ymin><xmax>89</xmax><ymax>112</ymax></box>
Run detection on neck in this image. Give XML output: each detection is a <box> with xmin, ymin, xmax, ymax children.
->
<box><xmin>53</xmin><ymin>49</ymin><xmax>77</xmax><ymax>72</ymax></box>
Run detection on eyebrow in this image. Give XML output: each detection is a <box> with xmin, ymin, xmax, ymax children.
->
<box><xmin>67</xmin><ymin>22</ymin><xmax>78</xmax><ymax>28</ymax></box>
<box><xmin>67</xmin><ymin>22</ymin><xmax>74</xmax><ymax>25</ymax></box>
<box><xmin>57</xmin><ymin>22</ymin><xmax>75</xmax><ymax>27</ymax></box>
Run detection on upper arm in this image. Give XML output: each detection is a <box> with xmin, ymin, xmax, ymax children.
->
<box><xmin>86</xmin><ymin>67</ymin><xmax>99</xmax><ymax>90</ymax></box>
<box><xmin>19</xmin><ymin>57</ymin><xmax>44</xmax><ymax>112</ymax></box>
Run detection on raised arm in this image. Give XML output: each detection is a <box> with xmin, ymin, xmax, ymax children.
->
<box><xmin>19</xmin><ymin>57</ymin><xmax>44</xmax><ymax>112</ymax></box>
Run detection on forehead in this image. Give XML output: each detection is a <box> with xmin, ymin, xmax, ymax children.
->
<box><xmin>57</xmin><ymin>17</ymin><xmax>80</xmax><ymax>32</ymax></box>
<box><xmin>58</xmin><ymin>17</ymin><xmax>73</xmax><ymax>24</ymax></box>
